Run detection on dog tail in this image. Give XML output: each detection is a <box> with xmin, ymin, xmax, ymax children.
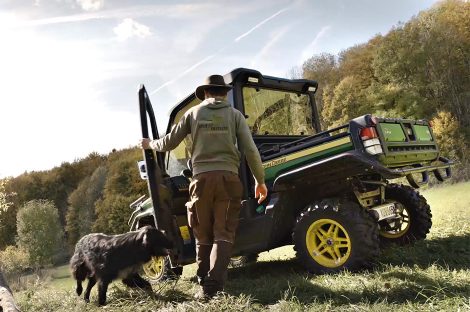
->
<box><xmin>70</xmin><ymin>252</ymin><xmax>88</xmax><ymax>296</ymax></box>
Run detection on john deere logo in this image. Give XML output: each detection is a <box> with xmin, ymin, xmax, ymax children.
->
<box><xmin>263</xmin><ymin>157</ymin><xmax>287</xmax><ymax>169</ymax></box>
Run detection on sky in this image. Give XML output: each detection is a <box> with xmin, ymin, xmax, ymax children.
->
<box><xmin>0</xmin><ymin>0</ymin><xmax>440</xmax><ymax>178</ymax></box>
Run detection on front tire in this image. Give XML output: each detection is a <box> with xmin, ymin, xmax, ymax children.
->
<box><xmin>293</xmin><ymin>199</ymin><xmax>379</xmax><ymax>274</ymax></box>
<box><xmin>379</xmin><ymin>184</ymin><xmax>432</xmax><ymax>245</ymax></box>
<box><xmin>142</xmin><ymin>256</ymin><xmax>183</xmax><ymax>283</ymax></box>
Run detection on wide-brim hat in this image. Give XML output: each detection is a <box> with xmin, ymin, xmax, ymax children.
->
<box><xmin>195</xmin><ymin>74</ymin><xmax>232</xmax><ymax>100</ymax></box>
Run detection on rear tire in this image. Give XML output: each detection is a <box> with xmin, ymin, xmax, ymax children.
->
<box><xmin>379</xmin><ymin>184</ymin><xmax>432</xmax><ymax>245</ymax></box>
<box><xmin>293</xmin><ymin>199</ymin><xmax>379</xmax><ymax>274</ymax></box>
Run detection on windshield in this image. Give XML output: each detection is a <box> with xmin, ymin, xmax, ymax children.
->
<box><xmin>243</xmin><ymin>87</ymin><xmax>315</xmax><ymax>136</ymax></box>
<box><xmin>166</xmin><ymin>97</ymin><xmax>201</xmax><ymax>177</ymax></box>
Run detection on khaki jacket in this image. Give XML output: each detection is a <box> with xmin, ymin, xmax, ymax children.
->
<box><xmin>151</xmin><ymin>98</ymin><xmax>265</xmax><ymax>184</ymax></box>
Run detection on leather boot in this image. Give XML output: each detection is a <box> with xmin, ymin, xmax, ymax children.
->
<box><xmin>196</xmin><ymin>244</ymin><xmax>212</xmax><ymax>285</ymax></box>
<box><xmin>203</xmin><ymin>241</ymin><xmax>233</xmax><ymax>297</ymax></box>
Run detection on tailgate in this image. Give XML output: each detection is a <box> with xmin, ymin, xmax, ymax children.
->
<box><xmin>375</xmin><ymin>118</ymin><xmax>438</xmax><ymax>167</ymax></box>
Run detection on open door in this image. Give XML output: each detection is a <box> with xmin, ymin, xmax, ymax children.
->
<box><xmin>138</xmin><ymin>85</ymin><xmax>174</xmax><ymax>238</ymax></box>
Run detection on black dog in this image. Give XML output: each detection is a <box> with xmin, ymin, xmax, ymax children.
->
<box><xmin>70</xmin><ymin>226</ymin><xmax>173</xmax><ymax>305</ymax></box>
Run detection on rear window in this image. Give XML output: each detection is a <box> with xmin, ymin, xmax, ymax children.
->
<box><xmin>243</xmin><ymin>87</ymin><xmax>315</xmax><ymax>136</ymax></box>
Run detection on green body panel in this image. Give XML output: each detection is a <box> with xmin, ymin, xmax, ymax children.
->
<box><xmin>379</xmin><ymin>124</ymin><xmax>406</xmax><ymax>142</ymax></box>
<box><xmin>264</xmin><ymin>141</ymin><xmax>354</xmax><ymax>182</ymax></box>
<box><xmin>413</xmin><ymin>125</ymin><xmax>433</xmax><ymax>141</ymax></box>
<box><xmin>377</xmin><ymin>121</ymin><xmax>438</xmax><ymax>167</ymax></box>
<box><xmin>378</xmin><ymin>150</ymin><xmax>438</xmax><ymax>167</ymax></box>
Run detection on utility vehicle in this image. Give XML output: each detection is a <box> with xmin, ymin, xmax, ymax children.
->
<box><xmin>129</xmin><ymin>68</ymin><xmax>452</xmax><ymax>281</ymax></box>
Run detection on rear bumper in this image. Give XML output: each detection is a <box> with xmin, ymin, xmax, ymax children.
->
<box><xmin>385</xmin><ymin>156</ymin><xmax>453</xmax><ymax>187</ymax></box>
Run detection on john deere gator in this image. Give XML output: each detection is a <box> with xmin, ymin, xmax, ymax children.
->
<box><xmin>129</xmin><ymin>68</ymin><xmax>453</xmax><ymax>280</ymax></box>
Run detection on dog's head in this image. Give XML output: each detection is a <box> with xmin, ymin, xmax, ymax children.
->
<box><xmin>138</xmin><ymin>226</ymin><xmax>173</xmax><ymax>256</ymax></box>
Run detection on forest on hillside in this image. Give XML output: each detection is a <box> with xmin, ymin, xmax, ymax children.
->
<box><xmin>0</xmin><ymin>0</ymin><xmax>468</xmax><ymax>271</ymax></box>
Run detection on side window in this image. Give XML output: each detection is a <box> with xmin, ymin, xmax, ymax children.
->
<box><xmin>166</xmin><ymin>97</ymin><xmax>201</xmax><ymax>176</ymax></box>
<box><xmin>243</xmin><ymin>87</ymin><xmax>315</xmax><ymax>136</ymax></box>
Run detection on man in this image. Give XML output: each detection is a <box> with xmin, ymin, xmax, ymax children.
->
<box><xmin>139</xmin><ymin>74</ymin><xmax>267</xmax><ymax>299</ymax></box>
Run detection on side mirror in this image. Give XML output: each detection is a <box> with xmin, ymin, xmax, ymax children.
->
<box><xmin>137</xmin><ymin>160</ymin><xmax>148</xmax><ymax>180</ymax></box>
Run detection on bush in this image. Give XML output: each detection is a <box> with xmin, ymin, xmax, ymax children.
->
<box><xmin>0</xmin><ymin>245</ymin><xmax>30</xmax><ymax>276</ymax></box>
<box><xmin>17</xmin><ymin>200</ymin><xmax>64</xmax><ymax>268</ymax></box>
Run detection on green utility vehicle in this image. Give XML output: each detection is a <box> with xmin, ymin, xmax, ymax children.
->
<box><xmin>129</xmin><ymin>68</ymin><xmax>452</xmax><ymax>280</ymax></box>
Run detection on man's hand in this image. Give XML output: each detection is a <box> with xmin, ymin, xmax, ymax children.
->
<box><xmin>139</xmin><ymin>138</ymin><xmax>152</xmax><ymax>150</ymax></box>
<box><xmin>255</xmin><ymin>183</ymin><xmax>268</xmax><ymax>204</ymax></box>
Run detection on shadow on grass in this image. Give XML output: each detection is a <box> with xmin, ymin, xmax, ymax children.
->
<box><xmin>379</xmin><ymin>233</ymin><xmax>470</xmax><ymax>270</ymax></box>
<box><xmin>225</xmin><ymin>233</ymin><xmax>470</xmax><ymax>306</ymax></box>
<box><xmin>109</xmin><ymin>283</ymin><xmax>192</xmax><ymax>304</ymax></box>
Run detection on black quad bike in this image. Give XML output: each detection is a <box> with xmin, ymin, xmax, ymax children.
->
<box><xmin>129</xmin><ymin>68</ymin><xmax>453</xmax><ymax>281</ymax></box>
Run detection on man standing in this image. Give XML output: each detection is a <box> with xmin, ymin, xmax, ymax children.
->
<box><xmin>139</xmin><ymin>74</ymin><xmax>267</xmax><ymax>299</ymax></box>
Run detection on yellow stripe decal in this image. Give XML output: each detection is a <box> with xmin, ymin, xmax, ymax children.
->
<box><xmin>262</xmin><ymin>136</ymin><xmax>352</xmax><ymax>169</ymax></box>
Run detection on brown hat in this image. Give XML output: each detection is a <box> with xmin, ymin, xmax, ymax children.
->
<box><xmin>195</xmin><ymin>74</ymin><xmax>232</xmax><ymax>100</ymax></box>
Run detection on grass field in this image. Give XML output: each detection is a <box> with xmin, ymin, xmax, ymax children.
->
<box><xmin>15</xmin><ymin>182</ymin><xmax>470</xmax><ymax>311</ymax></box>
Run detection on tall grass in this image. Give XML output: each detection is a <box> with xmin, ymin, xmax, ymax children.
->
<box><xmin>15</xmin><ymin>182</ymin><xmax>470</xmax><ymax>311</ymax></box>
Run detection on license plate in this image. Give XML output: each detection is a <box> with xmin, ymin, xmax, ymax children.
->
<box><xmin>372</xmin><ymin>203</ymin><xmax>396</xmax><ymax>221</ymax></box>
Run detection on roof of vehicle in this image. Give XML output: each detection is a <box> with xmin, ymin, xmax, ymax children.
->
<box><xmin>164</xmin><ymin>68</ymin><xmax>318</xmax><ymax>128</ymax></box>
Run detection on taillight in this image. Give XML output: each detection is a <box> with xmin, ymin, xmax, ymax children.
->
<box><xmin>360</xmin><ymin>126</ymin><xmax>383</xmax><ymax>155</ymax></box>
<box><xmin>360</xmin><ymin>127</ymin><xmax>378</xmax><ymax>140</ymax></box>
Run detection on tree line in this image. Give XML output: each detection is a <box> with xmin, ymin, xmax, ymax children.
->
<box><xmin>0</xmin><ymin>148</ymin><xmax>147</xmax><ymax>272</ymax></box>
<box><xmin>0</xmin><ymin>0</ymin><xmax>468</xmax><ymax>271</ymax></box>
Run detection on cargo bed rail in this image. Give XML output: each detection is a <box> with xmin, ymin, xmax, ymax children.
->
<box><xmin>259</xmin><ymin>124</ymin><xmax>349</xmax><ymax>161</ymax></box>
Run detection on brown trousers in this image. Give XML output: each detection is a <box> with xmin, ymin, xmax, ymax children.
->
<box><xmin>186</xmin><ymin>170</ymin><xmax>243</xmax><ymax>244</ymax></box>
<box><xmin>186</xmin><ymin>170</ymin><xmax>243</xmax><ymax>293</ymax></box>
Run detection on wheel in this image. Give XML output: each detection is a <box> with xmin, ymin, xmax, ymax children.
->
<box><xmin>379</xmin><ymin>184</ymin><xmax>432</xmax><ymax>245</ymax></box>
<box><xmin>229</xmin><ymin>254</ymin><xmax>259</xmax><ymax>268</ymax></box>
<box><xmin>293</xmin><ymin>199</ymin><xmax>379</xmax><ymax>274</ymax></box>
<box><xmin>142</xmin><ymin>256</ymin><xmax>183</xmax><ymax>283</ymax></box>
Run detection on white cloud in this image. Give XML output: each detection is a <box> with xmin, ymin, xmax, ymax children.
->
<box><xmin>299</xmin><ymin>25</ymin><xmax>331</xmax><ymax>63</ymax></box>
<box><xmin>76</xmin><ymin>0</ymin><xmax>104</xmax><ymax>11</ymax></box>
<box><xmin>113</xmin><ymin>18</ymin><xmax>152</xmax><ymax>41</ymax></box>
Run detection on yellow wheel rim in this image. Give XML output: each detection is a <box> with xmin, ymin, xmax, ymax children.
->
<box><xmin>380</xmin><ymin>206</ymin><xmax>411</xmax><ymax>238</ymax></box>
<box><xmin>306</xmin><ymin>219</ymin><xmax>351</xmax><ymax>268</ymax></box>
<box><xmin>142</xmin><ymin>256</ymin><xmax>165</xmax><ymax>280</ymax></box>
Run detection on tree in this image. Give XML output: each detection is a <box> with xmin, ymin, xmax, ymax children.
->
<box><xmin>322</xmin><ymin>76</ymin><xmax>367</xmax><ymax>127</ymax></box>
<box><xmin>16</xmin><ymin>200</ymin><xmax>64</xmax><ymax>267</ymax></box>
<box><xmin>93</xmin><ymin>148</ymin><xmax>147</xmax><ymax>234</ymax></box>
<box><xmin>303</xmin><ymin>53</ymin><xmax>340</xmax><ymax>127</ymax></box>
<box><xmin>66</xmin><ymin>166</ymin><xmax>107</xmax><ymax>247</ymax></box>
<box><xmin>0</xmin><ymin>179</ymin><xmax>13</xmax><ymax>213</ymax></box>
<box><xmin>0</xmin><ymin>179</ymin><xmax>16</xmax><ymax>249</ymax></box>
<box><xmin>431</xmin><ymin>111</ymin><xmax>468</xmax><ymax>161</ymax></box>
<box><xmin>93</xmin><ymin>194</ymin><xmax>133</xmax><ymax>234</ymax></box>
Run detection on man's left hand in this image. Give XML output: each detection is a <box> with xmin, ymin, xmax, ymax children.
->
<box><xmin>139</xmin><ymin>138</ymin><xmax>152</xmax><ymax>149</ymax></box>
